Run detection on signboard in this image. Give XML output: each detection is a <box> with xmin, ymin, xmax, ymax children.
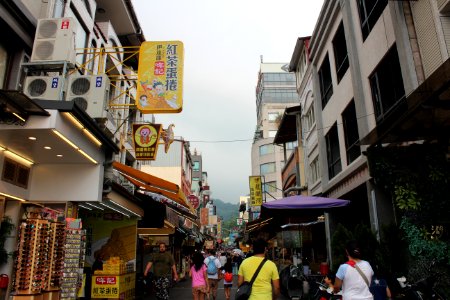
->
<box><xmin>209</xmin><ymin>215</ymin><xmax>218</xmax><ymax>225</ymax></box>
<box><xmin>132</xmin><ymin>124</ymin><xmax>162</xmax><ymax>160</ymax></box>
<box><xmin>204</xmin><ymin>240</ymin><xmax>214</xmax><ymax>249</ymax></box>
<box><xmin>237</xmin><ymin>218</ymin><xmax>243</xmax><ymax>226</ymax></box>
<box><xmin>200</xmin><ymin>208</ymin><xmax>209</xmax><ymax>226</ymax></box>
<box><xmin>137</xmin><ymin>41</ymin><xmax>184</xmax><ymax>113</ymax></box>
<box><xmin>92</xmin><ymin>273</ymin><xmax>135</xmax><ymax>299</ymax></box>
<box><xmin>249</xmin><ymin>176</ymin><xmax>263</xmax><ymax>206</ymax></box>
<box><xmin>188</xmin><ymin>195</ymin><xmax>200</xmax><ymax>209</ymax></box>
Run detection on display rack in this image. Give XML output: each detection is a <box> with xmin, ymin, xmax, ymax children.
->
<box><xmin>13</xmin><ymin>219</ymin><xmax>51</xmax><ymax>295</ymax></box>
<box><xmin>60</xmin><ymin>228</ymin><xmax>86</xmax><ymax>300</ymax></box>
<box><xmin>45</xmin><ymin>223</ymin><xmax>66</xmax><ymax>291</ymax></box>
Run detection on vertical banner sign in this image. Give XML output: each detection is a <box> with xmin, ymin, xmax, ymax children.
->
<box><xmin>132</xmin><ymin>124</ymin><xmax>161</xmax><ymax>160</ymax></box>
<box><xmin>137</xmin><ymin>41</ymin><xmax>184</xmax><ymax>113</ymax></box>
<box><xmin>249</xmin><ymin>176</ymin><xmax>263</xmax><ymax>206</ymax></box>
<box><xmin>200</xmin><ymin>208</ymin><xmax>209</xmax><ymax>226</ymax></box>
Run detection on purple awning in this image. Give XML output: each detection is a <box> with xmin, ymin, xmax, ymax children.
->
<box><xmin>262</xmin><ymin>195</ymin><xmax>350</xmax><ymax>209</ymax></box>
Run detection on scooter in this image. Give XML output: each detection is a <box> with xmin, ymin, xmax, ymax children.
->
<box><xmin>396</xmin><ymin>276</ymin><xmax>447</xmax><ymax>299</ymax></box>
<box><xmin>286</xmin><ymin>265</ymin><xmax>304</xmax><ymax>300</ymax></box>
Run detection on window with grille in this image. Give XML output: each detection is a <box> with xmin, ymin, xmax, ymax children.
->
<box><xmin>342</xmin><ymin>100</ymin><xmax>361</xmax><ymax>164</ymax></box>
<box><xmin>2</xmin><ymin>158</ymin><xmax>30</xmax><ymax>188</ymax></box>
<box><xmin>332</xmin><ymin>23</ymin><xmax>349</xmax><ymax>83</ymax></box>
<box><xmin>318</xmin><ymin>55</ymin><xmax>333</xmax><ymax>108</ymax></box>
<box><xmin>326</xmin><ymin>124</ymin><xmax>342</xmax><ymax>179</ymax></box>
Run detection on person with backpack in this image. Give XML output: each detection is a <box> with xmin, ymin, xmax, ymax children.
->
<box><xmin>190</xmin><ymin>251</ymin><xmax>209</xmax><ymax>300</ymax></box>
<box><xmin>221</xmin><ymin>257</ymin><xmax>233</xmax><ymax>300</ymax></box>
<box><xmin>203</xmin><ymin>249</ymin><xmax>222</xmax><ymax>300</ymax></box>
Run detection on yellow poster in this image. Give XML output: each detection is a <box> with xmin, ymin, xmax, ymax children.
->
<box><xmin>92</xmin><ymin>273</ymin><xmax>135</xmax><ymax>299</ymax></box>
<box><xmin>249</xmin><ymin>176</ymin><xmax>263</xmax><ymax>206</ymax></box>
<box><xmin>137</xmin><ymin>41</ymin><xmax>184</xmax><ymax>113</ymax></box>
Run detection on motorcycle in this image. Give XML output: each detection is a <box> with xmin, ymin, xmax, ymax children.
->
<box><xmin>396</xmin><ymin>276</ymin><xmax>447</xmax><ymax>299</ymax></box>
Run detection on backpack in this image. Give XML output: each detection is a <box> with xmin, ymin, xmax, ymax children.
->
<box><xmin>224</xmin><ymin>272</ymin><xmax>233</xmax><ymax>282</ymax></box>
<box><xmin>206</xmin><ymin>257</ymin><xmax>218</xmax><ymax>275</ymax></box>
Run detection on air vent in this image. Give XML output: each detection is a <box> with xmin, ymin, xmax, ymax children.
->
<box><xmin>71</xmin><ymin>78</ymin><xmax>91</xmax><ymax>95</ymax></box>
<box><xmin>2</xmin><ymin>158</ymin><xmax>30</xmax><ymax>189</ymax></box>
<box><xmin>23</xmin><ymin>76</ymin><xmax>65</xmax><ymax>100</ymax></box>
<box><xmin>73</xmin><ymin>97</ymin><xmax>88</xmax><ymax>111</ymax></box>
<box><xmin>37</xmin><ymin>19</ymin><xmax>58</xmax><ymax>38</ymax></box>
<box><xmin>27</xmin><ymin>78</ymin><xmax>47</xmax><ymax>97</ymax></box>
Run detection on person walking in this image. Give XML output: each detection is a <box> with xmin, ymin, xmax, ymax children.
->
<box><xmin>144</xmin><ymin>242</ymin><xmax>179</xmax><ymax>300</ymax></box>
<box><xmin>190</xmin><ymin>251</ymin><xmax>209</xmax><ymax>300</ymax></box>
<box><xmin>237</xmin><ymin>238</ymin><xmax>280</xmax><ymax>300</ymax></box>
<box><xmin>204</xmin><ymin>249</ymin><xmax>222</xmax><ymax>300</ymax></box>
<box><xmin>219</xmin><ymin>252</ymin><xmax>227</xmax><ymax>267</ymax></box>
<box><xmin>222</xmin><ymin>257</ymin><xmax>233</xmax><ymax>300</ymax></box>
<box><xmin>333</xmin><ymin>240</ymin><xmax>374</xmax><ymax>300</ymax></box>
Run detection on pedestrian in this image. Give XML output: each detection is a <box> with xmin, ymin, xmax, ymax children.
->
<box><xmin>222</xmin><ymin>257</ymin><xmax>233</xmax><ymax>300</ymax></box>
<box><xmin>237</xmin><ymin>238</ymin><xmax>280</xmax><ymax>300</ymax></box>
<box><xmin>333</xmin><ymin>240</ymin><xmax>374</xmax><ymax>300</ymax></box>
<box><xmin>203</xmin><ymin>249</ymin><xmax>222</xmax><ymax>300</ymax></box>
<box><xmin>219</xmin><ymin>251</ymin><xmax>227</xmax><ymax>267</ymax></box>
<box><xmin>190</xmin><ymin>251</ymin><xmax>209</xmax><ymax>300</ymax></box>
<box><xmin>144</xmin><ymin>242</ymin><xmax>179</xmax><ymax>300</ymax></box>
<box><xmin>369</xmin><ymin>268</ymin><xmax>392</xmax><ymax>300</ymax></box>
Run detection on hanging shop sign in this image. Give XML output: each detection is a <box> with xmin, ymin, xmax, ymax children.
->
<box><xmin>237</xmin><ymin>218</ymin><xmax>243</xmax><ymax>226</ymax></box>
<box><xmin>188</xmin><ymin>195</ymin><xmax>200</xmax><ymax>210</ymax></box>
<box><xmin>137</xmin><ymin>41</ymin><xmax>184</xmax><ymax>114</ymax></box>
<box><xmin>200</xmin><ymin>208</ymin><xmax>209</xmax><ymax>226</ymax></box>
<box><xmin>249</xmin><ymin>176</ymin><xmax>263</xmax><ymax>206</ymax></box>
<box><xmin>132</xmin><ymin>123</ymin><xmax>162</xmax><ymax>160</ymax></box>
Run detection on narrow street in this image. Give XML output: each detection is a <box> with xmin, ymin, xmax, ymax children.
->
<box><xmin>144</xmin><ymin>275</ymin><xmax>292</xmax><ymax>300</ymax></box>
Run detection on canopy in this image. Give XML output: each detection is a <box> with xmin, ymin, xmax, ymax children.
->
<box><xmin>262</xmin><ymin>195</ymin><xmax>350</xmax><ymax>209</ymax></box>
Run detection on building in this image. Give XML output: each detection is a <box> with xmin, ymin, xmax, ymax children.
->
<box><xmin>251</xmin><ymin>62</ymin><xmax>299</xmax><ymax>201</ymax></box>
<box><xmin>191</xmin><ymin>149</ymin><xmax>202</xmax><ymax>196</ymax></box>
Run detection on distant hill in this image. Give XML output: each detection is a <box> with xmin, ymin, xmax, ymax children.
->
<box><xmin>212</xmin><ymin>198</ymin><xmax>239</xmax><ymax>222</ymax></box>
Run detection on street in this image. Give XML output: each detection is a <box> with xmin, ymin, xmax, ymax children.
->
<box><xmin>144</xmin><ymin>275</ymin><xmax>292</xmax><ymax>300</ymax></box>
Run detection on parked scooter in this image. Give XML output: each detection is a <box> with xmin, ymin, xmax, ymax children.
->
<box><xmin>396</xmin><ymin>276</ymin><xmax>447</xmax><ymax>299</ymax></box>
<box><xmin>286</xmin><ymin>265</ymin><xmax>304</xmax><ymax>300</ymax></box>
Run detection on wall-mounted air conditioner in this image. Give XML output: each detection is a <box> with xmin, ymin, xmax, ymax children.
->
<box><xmin>67</xmin><ymin>74</ymin><xmax>110</xmax><ymax>118</ymax></box>
<box><xmin>31</xmin><ymin>17</ymin><xmax>77</xmax><ymax>63</ymax></box>
<box><xmin>23</xmin><ymin>76</ymin><xmax>65</xmax><ymax>100</ymax></box>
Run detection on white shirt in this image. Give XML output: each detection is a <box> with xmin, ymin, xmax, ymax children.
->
<box><xmin>204</xmin><ymin>255</ymin><xmax>222</xmax><ymax>279</ymax></box>
<box><xmin>219</xmin><ymin>255</ymin><xmax>227</xmax><ymax>267</ymax></box>
<box><xmin>336</xmin><ymin>260</ymin><xmax>374</xmax><ymax>300</ymax></box>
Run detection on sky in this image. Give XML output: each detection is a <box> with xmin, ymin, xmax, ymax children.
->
<box><xmin>133</xmin><ymin>0</ymin><xmax>324</xmax><ymax>204</ymax></box>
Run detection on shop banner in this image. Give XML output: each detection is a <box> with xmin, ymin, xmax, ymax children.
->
<box><xmin>200</xmin><ymin>208</ymin><xmax>209</xmax><ymax>226</ymax></box>
<box><xmin>204</xmin><ymin>240</ymin><xmax>214</xmax><ymax>249</ymax></box>
<box><xmin>92</xmin><ymin>273</ymin><xmax>135</xmax><ymax>299</ymax></box>
<box><xmin>209</xmin><ymin>215</ymin><xmax>217</xmax><ymax>225</ymax></box>
<box><xmin>249</xmin><ymin>176</ymin><xmax>263</xmax><ymax>206</ymax></box>
<box><xmin>132</xmin><ymin>123</ymin><xmax>162</xmax><ymax>160</ymax></box>
<box><xmin>237</xmin><ymin>218</ymin><xmax>243</xmax><ymax>226</ymax></box>
<box><xmin>137</xmin><ymin>41</ymin><xmax>184</xmax><ymax>114</ymax></box>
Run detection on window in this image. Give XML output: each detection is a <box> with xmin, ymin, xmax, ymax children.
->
<box><xmin>67</xmin><ymin>6</ymin><xmax>88</xmax><ymax>65</ymax></box>
<box><xmin>192</xmin><ymin>177</ymin><xmax>200</xmax><ymax>181</ymax></box>
<box><xmin>286</xmin><ymin>141</ymin><xmax>298</xmax><ymax>150</ymax></box>
<box><xmin>370</xmin><ymin>45</ymin><xmax>406</xmax><ymax>123</ymax></box>
<box><xmin>259</xmin><ymin>144</ymin><xmax>275</xmax><ymax>156</ymax></box>
<box><xmin>268</xmin><ymin>112</ymin><xmax>280</xmax><ymax>122</ymax></box>
<box><xmin>342</xmin><ymin>100</ymin><xmax>361</xmax><ymax>164</ymax></box>
<box><xmin>310</xmin><ymin>156</ymin><xmax>320</xmax><ymax>183</ymax></box>
<box><xmin>303</xmin><ymin>106</ymin><xmax>315</xmax><ymax>133</ymax></box>
<box><xmin>260</xmin><ymin>162</ymin><xmax>276</xmax><ymax>175</ymax></box>
<box><xmin>193</xmin><ymin>161</ymin><xmax>200</xmax><ymax>171</ymax></box>
<box><xmin>357</xmin><ymin>0</ymin><xmax>388</xmax><ymax>40</ymax></box>
<box><xmin>268</xmin><ymin>130</ymin><xmax>277</xmax><ymax>138</ymax></box>
<box><xmin>263</xmin><ymin>181</ymin><xmax>277</xmax><ymax>193</ymax></box>
<box><xmin>318</xmin><ymin>55</ymin><xmax>333</xmax><ymax>108</ymax></box>
<box><xmin>326</xmin><ymin>124</ymin><xmax>341</xmax><ymax>179</ymax></box>
<box><xmin>261</xmin><ymin>90</ymin><xmax>298</xmax><ymax>103</ymax></box>
<box><xmin>332</xmin><ymin>23</ymin><xmax>349</xmax><ymax>83</ymax></box>
<box><xmin>0</xmin><ymin>43</ymin><xmax>8</xmax><ymax>89</ymax></box>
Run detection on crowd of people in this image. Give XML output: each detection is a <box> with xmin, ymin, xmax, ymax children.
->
<box><xmin>144</xmin><ymin>239</ymin><xmax>391</xmax><ymax>300</ymax></box>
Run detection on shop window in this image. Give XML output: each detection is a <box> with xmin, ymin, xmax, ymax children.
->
<box><xmin>326</xmin><ymin>124</ymin><xmax>341</xmax><ymax>179</ymax></box>
<box><xmin>332</xmin><ymin>22</ymin><xmax>349</xmax><ymax>83</ymax></box>
<box><xmin>357</xmin><ymin>0</ymin><xmax>388</xmax><ymax>41</ymax></box>
<box><xmin>318</xmin><ymin>55</ymin><xmax>333</xmax><ymax>108</ymax></box>
<box><xmin>370</xmin><ymin>45</ymin><xmax>406</xmax><ymax>123</ymax></box>
<box><xmin>342</xmin><ymin>100</ymin><xmax>361</xmax><ymax>164</ymax></box>
<box><xmin>2</xmin><ymin>158</ymin><xmax>30</xmax><ymax>188</ymax></box>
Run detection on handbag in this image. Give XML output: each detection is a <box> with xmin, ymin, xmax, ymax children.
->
<box><xmin>235</xmin><ymin>258</ymin><xmax>267</xmax><ymax>300</ymax></box>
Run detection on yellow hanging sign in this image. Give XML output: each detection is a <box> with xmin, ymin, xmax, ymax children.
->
<box><xmin>249</xmin><ymin>176</ymin><xmax>263</xmax><ymax>206</ymax></box>
<box><xmin>137</xmin><ymin>41</ymin><xmax>184</xmax><ymax>113</ymax></box>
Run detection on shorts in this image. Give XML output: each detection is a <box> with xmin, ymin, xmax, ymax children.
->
<box><xmin>192</xmin><ymin>285</ymin><xmax>207</xmax><ymax>296</ymax></box>
<box><xmin>224</xmin><ymin>283</ymin><xmax>232</xmax><ymax>288</ymax></box>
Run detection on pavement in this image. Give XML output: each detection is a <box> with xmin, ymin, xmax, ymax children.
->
<box><xmin>143</xmin><ymin>274</ymin><xmax>293</xmax><ymax>300</ymax></box>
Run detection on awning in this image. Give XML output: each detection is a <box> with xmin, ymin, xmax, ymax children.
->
<box><xmin>113</xmin><ymin>162</ymin><xmax>194</xmax><ymax>212</ymax></box>
<box><xmin>263</xmin><ymin>195</ymin><xmax>350</xmax><ymax>209</ymax></box>
<box><xmin>137</xmin><ymin>220</ymin><xmax>175</xmax><ymax>236</ymax></box>
<box><xmin>273</xmin><ymin>105</ymin><xmax>301</xmax><ymax>145</ymax></box>
<box><xmin>245</xmin><ymin>217</ymin><xmax>274</xmax><ymax>233</ymax></box>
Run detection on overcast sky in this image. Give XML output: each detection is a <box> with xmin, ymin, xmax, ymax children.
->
<box><xmin>133</xmin><ymin>0</ymin><xmax>324</xmax><ymax>203</ymax></box>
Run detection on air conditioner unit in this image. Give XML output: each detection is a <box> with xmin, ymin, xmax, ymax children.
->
<box><xmin>31</xmin><ymin>17</ymin><xmax>77</xmax><ymax>63</ymax></box>
<box><xmin>23</xmin><ymin>76</ymin><xmax>65</xmax><ymax>100</ymax></box>
<box><xmin>67</xmin><ymin>74</ymin><xmax>110</xmax><ymax>117</ymax></box>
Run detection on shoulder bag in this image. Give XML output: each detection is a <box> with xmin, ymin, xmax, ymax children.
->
<box><xmin>235</xmin><ymin>258</ymin><xmax>267</xmax><ymax>300</ymax></box>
